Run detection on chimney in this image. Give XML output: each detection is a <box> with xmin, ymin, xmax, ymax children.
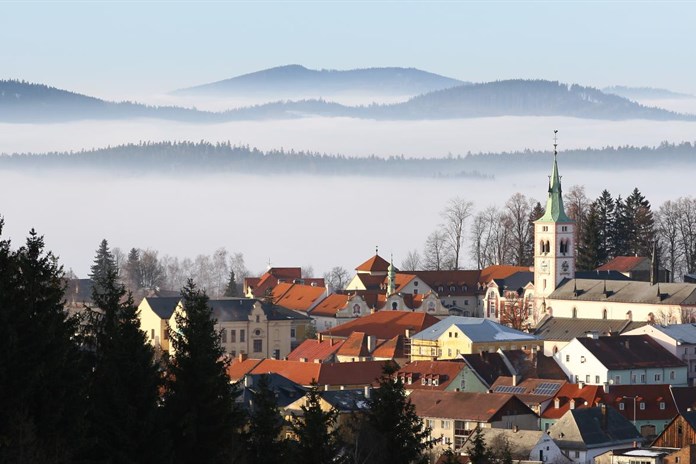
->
<box><xmin>512</xmin><ymin>374</ymin><xmax>520</xmax><ymax>386</ymax></box>
<box><xmin>512</xmin><ymin>425</ymin><xmax>519</xmax><ymax>433</ymax></box>
<box><xmin>586</xmin><ymin>331</ymin><xmax>599</xmax><ymax>339</ymax></box>
<box><xmin>238</xmin><ymin>352</ymin><xmax>248</xmax><ymax>362</ymax></box>
<box><xmin>244</xmin><ymin>374</ymin><xmax>252</xmax><ymax>387</ymax></box>
<box><xmin>554</xmin><ymin>398</ymin><xmax>560</xmax><ymax>409</ymax></box>
<box><xmin>651</xmin><ymin>240</ymin><xmax>659</xmax><ymax>285</ymax></box>
<box><xmin>340</xmin><ymin>385</ymin><xmax>345</xmax><ymax>390</ymax></box>
<box><xmin>313</xmin><ymin>359</ymin><xmax>321</xmax><ymax>363</ymax></box>
<box><xmin>364</xmin><ymin>385</ymin><xmax>371</xmax><ymax>399</ymax></box>
<box><xmin>300</xmin><ymin>357</ymin><xmax>307</xmax><ymax>363</ymax></box>
<box><xmin>578</xmin><ymin>381</ymin><xmax>585</xmax><ymax>389</ymax></box>
<box><xmin>603</xmin><ymin>382</ymin><xmax>610</xmax><ymax>394</ymax></box>
<box><xmin>318</xmin><ymin>333</ymin><xmax>323</xmax><ymax>342</ymax></box>
<box><xmin>324</xmin><ymin>384</ymin><xmax>329</xmax><ymax>391</ymax></box>
<box><xmin>569</xmin><ymin>399</ymin><xmax>575</xmax><ymax>410</ymax></box>
<box><xmin>601</xmin><ymin>404</ymin><xmax>608</xmax><ymax>430</ymax></box>
<box><xmin>367</xmin><ymin>335</ymin><xmax>376</xmax><ymax>353</ymax></box>
<box><xmin>405</xmin><ymin>328</ymin><xmax>412</xmax><ymax>338</ymax></box>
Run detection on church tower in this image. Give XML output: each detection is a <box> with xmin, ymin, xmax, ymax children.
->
<box><xmin>534</xmin><ymin>132</ymin><xmax>575</xmax><ymax>305</ymax></box>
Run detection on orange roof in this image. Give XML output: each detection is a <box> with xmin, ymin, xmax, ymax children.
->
<box><xmin>226</xmin><ymin>357</ymin><xmax>264</xmax><ymax>380</ymax></box>
<box><xmin>541</xmin><ymin>383</ymin><xmax>603</xmax><ymax>419</ymax></box>
<box><xmin>409</xmin><ymin>390</ymin><xmax>532</xmax><ymax>421</ymax></box>
<box><xmin>310</xmin><ymin>293</ymin><xmax>350</xmax><ymax>317</ymax></box>
<box><xmin>287</xmin><ymin>338</ymin><xmax>344</xmax><ymax>362</ymax></box>
<box><xmin>596</xmin><ymin>256</ymin><xmax>648</xmax><ymax>272</ymax></box>
<box><xmin>244</xmin><ymin>267</ymin><xmax>323</xmax><ymax>297</ymax></box>
<box><xmin>321</xmin><ymin>310</ymin><xmax>440</xmax><ymax>340</ymax></box>
<box><xmin>356</xmin><ymin>254</ymin><xmax>390</xmax><ymax>272</ymax></box>
<box><xmin>227</xmin><ymin>358</ymin><xmax>388</xmax><ymax>387</ymax></box>
<box><xmin>397</xmin><ymin>360</ymin><xmax>466</xmax><ymax>390</ymax></box>
<box><xmin>337</xmin><ymin>332</ymin><xmax>370</xmax><ymax>358</ymax></box>
<box><xmin>372</xmin><ymin>335</ymin><xmax>405</xmax><ymax>360</ymax></box>
<box><xmin>272</xmin><ymin>282</ymin><xmax>327</xmax><ymax>312</ymax></box>
<box><xmin>479</xmin><ymin>265</ymin><xmax>530</xmax><ymax>284</ymax></box>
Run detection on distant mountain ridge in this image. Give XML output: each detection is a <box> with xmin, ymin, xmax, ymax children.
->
<box><xmin>173</xmin><ymin>64</ymin><xmax>466</xmax><ymax>96</ymax></box>
<box><xmin>603</xmin><ymin>85</ymin><xmax>694</xmax><ymax>100</ymax></box>
<box><xmin>1</xmin><ymin>78</ymin><xmax>694</xmax><ymax>123</ymax></box>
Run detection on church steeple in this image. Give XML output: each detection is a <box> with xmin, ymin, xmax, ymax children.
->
<box><xmin>386</xmin><ymin>254</ymin><xmax>396</xmax><ymax>296</ymax></box>
<box><xmin>538</xmin><ymin>130</ymin><xmax>571</xmax><ymax>223</ymax></box>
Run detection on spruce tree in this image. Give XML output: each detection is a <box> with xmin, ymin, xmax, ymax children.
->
<box><xmin>356</xmin><ymin>363</ymin><xmax>434</xmax><ymax>464</ymax></box>
<box><xmin>466</xmin><ymin>427</ymin><xmax>492</xmax><ymax>464</ymax></box>
<box><xmin>90</xmin><ymin>239</ymin><xmax>117</xmax><ymax>294</ymax></box>
<box><xmin>79</xmin><ymin>244</ymin><xmax>164</xmax><ymax>464</ymax></box>
<box><xmin>246</xmin><ymin>374</ymin><xmax>288</xmax><ymax>464</ymax></box>
<box><xmin>289</xmin><ymin>383</ymin><xmax>345</xmax><ymax>464</ymax></box>
<box><xmin>164</xmin><ymin>279</ymin><xmax>244</xmax><ymax>464</ymax></box>
<box><xmin>223</xmin><ymin>269</ymin><xmax>238</xmax><ymax>297</ymax></box>
<box><xmin>625</xmin><ymin>188</ymin><xmax>655</xmax><ymax>256</ymax></box>
<box><xmin>124</xmin><ymin>247</ymin><xmax>142</xmax><ymax>292</ymax></box>
<box><xmin>611</xmin><ymin>196</ymin><xmax>630</xmax><ymax>257</ymax></box>
<box><xmin>595</xmin><ymin>190</ymin><xmax>615</xmax><ymax>262</ymax></box>
<box><xmin>0</xmin><ymin>223</ymin><xmax>85</xmax><ymax>463</ymax></box>
<box><xmin>577</xmin><ymin>202</ymin><xmax>603</xmax><ymax>271</ymax></box>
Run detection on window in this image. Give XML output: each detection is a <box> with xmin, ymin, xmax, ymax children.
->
<box><xmin>254</xmin><ymin>329</ymin><xmax>261</xmax><ymax>336</ymax></box>
<box><xmin>573</xmin><ymin>451</ymin><xmax>580</xmax><ymax>458</ymax></box>
<box><xmin>640</xmin><ymin>402</ymin><xmax>646</xmax><ymax>410</ymax></box>
<box><xmin>230</xmin><ymin>330</ymin><xmax>236</xmax><ymax>343</ymax></box>
<box><xmin>631</xmin><ymin>374</ymin><xmax>637</xmax><ymax>383</ymax></box>
<box><xmin>619</xmin><ymin>403</ymin><xmax>625</xmax><ymax>410</ymax></box>
<box><xmin>565</xmin><ymin>355</ymin><xmax>570</xmax><ymax>362</ymax></box>
<box><xmin>449</xmin><ymin>332</ymin><xmax>453</xmax><ymax>338</ymax></box>
<box><xmin>660</xmin><ymin>402</ymin><xmax>666</xmax><ymax>410</ymax></box>
<box><xmin>290</xmin><ymin>328</ymin><xmax>296</xmax><ymax>338</ymax></box>
<box><xmin>464</xmin><ymin>300</ymin><xmax>469</xmax><ymax>306</ymax></box>
<box><xmin>151</xmin><ymin>329</ymin><xmax>155</xmax><ymax>340</ymax></box>
<box><xmin>253</xmin><ymin>339</ymin><xmax>262</xmax><ymax>352</ymax></box>
<box><xmin>448</xmin><ymin>349</ymin><xmax>452</xmax><ymax>357</ymax></box>
<box><xmin>562</xmin><ymin>226</ymin><xmax>568</xmax><ymax>232</ymax></box>
<box><xmin>574</xmin><ymin>375</ymin><xmax>579</xmax><ymax>383</ymax></box>
<box><xmin>163</xmin><ymin>330</ymin><xmax>169</xmax><ymax>340</ymax></box>
<box><xmin>441</xmin><ymin>420</ymin><xmax>450</xmax><ymax>429</ymax></box>
<box><xmin>543</xmin><ymin>226</ymin><xmax>549</xmax><ymax>232</ymax></box>
<box><xmin>455</xmin><ymin>332</ymin><xmax>458</xmax><ymax>338</ymax></box>
<box><xmin>640</xmin><ymin>374</ymin><xmax>646</xmax><ymax>383</ymax></box>
<box><xmin>273</xmin><ymin>349</ymin><xmax>280</xmax><ymax>359</ymax></box>
<box><xmin>460</xmin><ymin>378</ymin><xmax>466</xmax><ymax>390</ymax></box>
<box><xmin>255</xmin><ymin>315</ymin><xmax>260</xmax><ymax>323</ymax></box>
<box><xmin>655</xmin><ymin>374</ymin><xmax>661</xmax><ymax>382</ymax></box>
<box><xmin>595</xmin><ymin>375</ymin><xmax>600</xmax><ymax>384</ymax></box>
<box><xmin>615</xmin><ymin>375</ymin><xmax>621</xmax><ymax>385</ymax></box>
<box><xmin>602</xmin><ymin>309</ymin><xmax>608</xmax><ymax>319</ymax></box>
<box><xmin>240</xmin><ymin>329</ymin><xmax>245</xmax><ymax>342</ymax></box>
<box><xmin>414</xmin><ymin>281</ymin><xmax>419</xmax><ymax>287</ymax></box>
<box><xmin>221</xmin><ymin>329</ymin><xmax>227</xmax><ymax>343</ymax></box>
<box><xmin>670</xmin><ymin>370</ymin><xmax>676</xmax><ymax>380</ymax></box>
<box><xmin>572</xmin><ymin>308</ymin><xmax>577</xmax><ymax>318</ymax></box>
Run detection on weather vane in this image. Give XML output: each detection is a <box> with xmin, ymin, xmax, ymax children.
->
<box><xmin>553</xmin><ymin>129</ymin><xmax>558</xmax><ymax>156</ymax></box>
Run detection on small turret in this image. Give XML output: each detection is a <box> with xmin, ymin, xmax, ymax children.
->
<box><xmin>386</xmin><ymin>254</ymin><xmax>396</xmax><ymax>296</ymax></box>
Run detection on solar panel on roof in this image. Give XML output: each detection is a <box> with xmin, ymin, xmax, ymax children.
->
<box><xmin>493</xmin><ymin>385</ymin><xmax>525</xmax><ymax>394</ymax></box>
<box><xmin>532</xmin><ymin>382</ymin><xmax>562</xmax><ymax>396</ymax></box>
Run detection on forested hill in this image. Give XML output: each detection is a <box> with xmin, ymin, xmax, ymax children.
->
<box><xmin>172</xmin><ymin>64</ymin><xmax>466</xmax><ymax>96</ymax></box>
<box><xmin>2</xmin><ymin>79</ymin><xmax>694</xmax><ymax>123</ymax></box>
<box><xmin>603</xmin><ymin>85</ymin><xmax>694</xmax><ymax>100</ymax></box>
<box><xmin>2</xmin><ymin>141</ymin><xmax>696</xmax><ymax>177</ymax></box>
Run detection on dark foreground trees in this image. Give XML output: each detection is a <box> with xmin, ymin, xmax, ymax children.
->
<box><xmin>164</xmin><ymin>279</ymin><xmax>245</xmax><ymax>463</ymax></box>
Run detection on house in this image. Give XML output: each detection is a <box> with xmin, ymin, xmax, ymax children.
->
<box><xmin>458</xmin><ymin>352</ymin><xmax>516</xmax><ymax>392</ymax></box>
<box><xmin>286</xmin><ymin>338</ymin><xmax>344</xmax><ymax>363</ymax></box>
<box><xmin>410</xmin><ymin>270</ymin><xmax>482</xmax><ymax>316</ymax></box>
<box><xmin>462</xmin><ymin>428</ymin><xmax>570</xmax><ymax>464</ymax></box>
<box><xmin>595</xmin><ymin>447</ymin><xmax>672</xmax><ymax>464</ymax></box>
<box><xmin>409</xmin><ymin>316</ymin><xmax>541</xmax><ymax>362</ymax></box>
<box><xmin>397</xmin><ymin>360</ymin><xmax>469</xmax><ymax>392</ymax></box>
<box><xmin>482</xmin><ymin>271</ymin><xmax>535</xmax><ymax>324</ymax></box>
<box><xmin>490</xmin><ymin>377</ymin><xmax>566</xmax><ymax>415</ymax></box>
<box><xmin>663</xmin><ymin>444</ymin><xmax>696</xmax><ymax>464</ymax></box>
<box><xmin>308</xmin><ymin>293</ymin><xmax>366</xmax><ymax>331</ymax></box>
<box><xmin>409</xmin><ymin>390</ymin><xmax>539</xmax><ymax>451</ymax></box>
<box><xmin>236</xmin><ymin>373</ymin><xmax>307</xmax><ymax>410</ymax></box>
<box><xmin>321</xmin><ymin>309</ymin><xmax>440</xmax><ymax>342</ymax></box>
<box><xmin>63</xmin><ymin>278</ymin><xmax>94</xmax><ymax>316</ymax></box>
<box><xmin>501</xmin><ymin>349</ymin><xmax>569</xmax><ymax>381</ymax></box>
<box><xmin>670</xmin><ymin>386</ymin><xmax>696</xmax><ymax>413</ymax></box>
<box><xmin>534</xmin><ymin>316</ymin><xmax>647</xmax><ymax>356</ymax></box>
<box><xmin>553</xmin><ymin>334</ymin><xmax>688</xmax><ymax>387</ymax></box>
<box><xmin>271</xmin><ymin>282</ymin><xmax>329</xmax><ymax>315</ymax></box>
<box><xmin>624</xmin><ymin>324</ymin><xmax>696</xmax><ymax>385</ymax></box>
<box><xmin>602</xmin><ymin>385</ymin><xmax>679</xmax><ymax>438</ymax></box>
<box><xmin>540</xmin><ymin>383</ymin><xmax>605</xmax><ymax>432</ymax></box>
<box><xmin>244</xmin><ymin>267</ymin><xmax>324</xmax><ymax>298</ymax></box>
<box><xmin>138</xmin><ymin>296</ymin><xmax>181</xmax><ymax>352</ymax></box>
<box><xmin>547</xmin><ymin>405</ymin><xmax>641</xmax><ymax>464</ymax></box>
<box><xmin>597</xmin><ymin>256</ymin><xmax>670</xmax><ymax>283</ymax></box>
<box><xmin>652</xmin><ymin>411</ymin><xmax>696</xmax><ymax>450</ymax></box>
<box><xmin>226</xmin><ymin>356</ymin><xmax>389</xmax><ymax>390</ymax></box>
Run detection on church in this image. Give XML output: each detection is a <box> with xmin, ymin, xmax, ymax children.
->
<box><xmin>531</xmin><ymin>140</ymin><xmax>696</xmax><ymax>325</ymax></box>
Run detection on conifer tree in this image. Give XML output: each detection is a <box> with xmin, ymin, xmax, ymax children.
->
<box><xmin>0</xmin><ymin>222</ymin><xmax>85</xmax><ymax>463</ymax></box>
<box><xmin>595</xmin><ymin>190</ymin><xmax>615</xmax><ymax>262</ymax></box>
<box><xmin>164</xmin><ymin>279</ymin><xmax>244</xmax><ymax>464</ymax></box>
<box><xmin>466</xmin><ymin>427</ymin><xmax>492</xmax><ymax>464</ymax></box>
<box><xmin>223</xmin><ymin>269</ymin><xmax>238</xmax><ymax>297</ymax></box>
<box><xmin>246</xmin><ymin>374</ymin><xmax>288</xmax><ymax>464</ymax></box>
<box><xmin>625</xmin><ymin>188</ymin><xmax>655</xmax><ymax>256</ymax></box>
<box><xmin>79</xmin><ymin>242</ymin><xmax>163</xmax><ymax>464</ymax></box>
<box><xmin>611</xmin><ymin>196</ymin><xmax>630</xmax><ymax>257</ymax></box>
<box><xmin>289</xmin><ymin>383</ymin><xmax>345</xmax><ymax>464</ymax></box>
<box><xmin>124</xmin><ymin>247</ymin><xmax>142</xmax><ymax>291</ymax></box>
<box><xmin>90</xmin><ymin>238</ymin><xmax>118</xmax><ymax>294</ymax></box>
<box><xmin>525</xmin><ymin>202</ymin><xmax>545</xmax><ymax>265</ymax></box>
<box><xmin>355</xmin><ymin>363</ymin><xmax>434</xmax><ymax>464</ymax></box>
<box><xmin>577</xmin><ymin>203</ymin><xmax>603</xmax><ymax>271</ymax></box>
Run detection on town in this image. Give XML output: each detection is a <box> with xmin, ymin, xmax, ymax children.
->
<box><xmin>4</xmin><ymin>145</ymin><xmax>696</xmax><ymax>464</ymax></box>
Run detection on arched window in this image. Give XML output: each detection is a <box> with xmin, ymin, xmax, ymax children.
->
<box><xmin>545</xmin><ymin>241</ymin><xmax>551</xmax><ymax>253</ymax></box>
<box><xmin>572</xmin><ymin>307</ymin><xmax>577</xmax><ymax>319</ymax></box>
<box><xmin>391</xmin><ymin>302</ymin><xmax>398</xmax><ymax>310</ymax></box>
<box><xmin>539</xmin><ymin>240</ymin><xmax>545</xmax><ymax>254</ymax></box>
<box><xmin>553</xmin><ymin>345</ymin><xmax>559</xmax><ymax>355</ymax></box>
<box><xmin>602</xmin><ymin>309</ymin><xmax>608</xmax><ymax>320</ymax></box>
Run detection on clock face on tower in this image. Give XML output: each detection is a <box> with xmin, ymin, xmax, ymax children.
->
<box><xmin>540</xmin><ymin>259</ymin><xmax>550</xmax><ymax>275</ymax></box>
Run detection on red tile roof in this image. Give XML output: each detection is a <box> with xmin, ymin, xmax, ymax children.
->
<box><xmin>244</xmin><ymin>267</ymin><xmax>324</xmax><ymax>297</ymax></box>
<box><xmin>603</xmin><ymin>384</ymin><xmax>678</xmax><ymax>421</ymax></box>
<box><xmin>310</xmin><ymin>293</ymin><xmax>350</xmax><ymax>317</ymax></box>
<box><xmin>372</xmin><ymin>335</ymin><xmax>406</xmax><ymax>360</ymax></box>
<box><xmin>356</xmin><ymin>254</ymin><xmax>390</xmax><ymax>272</ymax></box>
<box><xmin>226</xmin><ymin>357</ymin><xmax>265</xmax><ymax>380</ymax></box>
<box><xmin>227</xmin><ymin>358</ymin><xmax>388</xmax><ymax>387</ymax></box>
<box><xmin>272</xmin><ymin>282</ymin><xmax>327</xmax><ymax>312</ymax></box>
<box><xmin>287</xmin><ymin>338</ymin><xmax>344</xmax><ymax>362</ymax></box>
<box><xmin>596</xmin><ymin>256</ymin><xmax>648</xmax><ymax>272</ymax></box>
<box><xmin>479</xmin><ymin>265</ymin><xmax>530</xmax><ymax>284</ymax></box>
<box><xmin>321</xmin><ymin>310</ymin><xmax>440</xmax><ymax>340</ymax></box>
<box><xmin>541</xmin><ymin>383</ymin><xmax>604</xmax><ymax>419</ymax></box>
<box><xmin>337</xmin><ymin>332</ymin><xmax>370</xmax><ymax>358</ymax></box>
<box><xmin>397</xmin><ymin>360</ymin><xmax>467</xmax><ymax>390</ymax></box>
<box><xmin>409</xmin><ymin>390</ymin><xmax>534</xmax><ymax>421</ymax></box>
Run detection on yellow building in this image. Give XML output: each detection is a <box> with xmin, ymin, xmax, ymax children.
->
<box><xmin>139</xmin><ymin>297</ymin><xmax>311</xmax><ymax>359</ymax></box>
<box><xmin>409</xmin><ymin>316</ymin><xmax>541</xmax><ymax>362</ymax></box>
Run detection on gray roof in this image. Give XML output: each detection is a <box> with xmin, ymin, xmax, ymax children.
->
<box><xmin>472</xmin><ymin>429</ymin><xmax>546</xmax><ymax>460</ymax></box>
<box><xmin>319</xmin><ymin>389</ymin><xmax>370</xmax><ymax>412</ymax></box>
<box><xmin>239</xmin><ymin>373</ymin><xmax>307</xmax><ymax>410</ymax></box>
<box><xmin>576</xmin><ymin>335</ymin><xmax>685</xmax><ymax>370</ymax></box>
<box><xmin>534</xmin><ymin>316</ymin><xmax>647</xmax><ymax>342</ymax></box>
<box><xmin>650</xmin><ymin>323</ymin><xmax>696</xmax><ymax>344</ymax></box>
<box><xmin>549</xmin><ymin>279</ymin><xmax>696</xmax><ymax>305</ymax></box>
<box><xmin>493</xmin><ymin>271</ymin><xmax>534</xmax><ymax>294</ymax></box>
<box><xmin>548</xmin><ymin>406</ymin><xmax>640</xmax><ymax>450</ymax></box>
<box><xmin>143</xmin><ymin>296</ymin><xmax>181</xmax><ymax>319</ymax></box>
<box><xmin>412</xmin><ymin>316</ymin><xmax>537</xmax><ymax>342</ymax></box>
<box><xmin>574</xmin><ymin>270</ymin><xmax>632</xmax><ymax>281</ymax></box>
<box><xmin>209</xmin><ymin>298</ymin><xmax>310</xmax><ymax>322</ymax></box>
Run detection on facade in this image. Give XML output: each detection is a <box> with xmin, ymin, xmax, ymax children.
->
<box><xmin>553</xmin><ymin>334</ymin><xmax>688</xmax><ymax>387</ymax></box>
<box><xmin>409</xmin><ymin>316</ymin><xmax>541</xmax><ymax>362</ymax></box>
<box><xmin>463</xmin><ymin>428</ymin><xmax>570</xmax><ymax>464</ymax></box>
<box><xmin>652</xmin><ymin>412</ymin><xmax>696</xmax><ymax>450</ymax></box>
<box><xmin>624</xmin><ymin>324</ymin><xmax>696</xmax><ymax>385</ymax></box>
<box><xmin>138</xmin><ymin>296</ymin><xmax>181</xmax><ymax>352</ymax></box>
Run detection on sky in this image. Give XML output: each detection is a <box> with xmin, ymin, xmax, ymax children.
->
<box><xmin>2</xmin><ymin>1</ymin><xmax>696</xmax><ymax>100</ymax></box>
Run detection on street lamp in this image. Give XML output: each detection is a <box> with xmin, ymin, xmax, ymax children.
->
<box><xmin>622</xmin><ymin>396</ymin><xmax>641</xmax><ymax>428</ymax></box>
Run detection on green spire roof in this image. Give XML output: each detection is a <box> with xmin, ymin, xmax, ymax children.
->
<box><xmin>538</xmin><ymin>150</ymin><xmax>571</xmax><ymax>223</ymax></box>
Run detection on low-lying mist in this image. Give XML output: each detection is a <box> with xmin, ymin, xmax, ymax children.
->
<box><xmin>0</xmin><ymin>166</ymin><xmax>691</xmax><ymax>280</ymax></box>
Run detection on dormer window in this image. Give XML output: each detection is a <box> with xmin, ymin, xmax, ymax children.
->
<box><xmin>660</xmin><ymin>402</ymin><xmax>665</xmax><ymax>410</ymax></box>
<box><xmin>421</xmin><ymin>378</ymin><xmax>427</xmax><ymax>385</ymax></box>
<box><xmin>640</xmin><ymin>402</ymin><xmax>646</xmax><ymax>410</ymax></box>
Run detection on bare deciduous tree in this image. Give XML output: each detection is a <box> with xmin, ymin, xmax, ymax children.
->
<box><xmin>423</xmin><ymin>230</ymin><xmax>451</xmax><ymax>271</ymax></box>
<box><xmin>440</xmin><ymin>197</ymin><xmax>473</xmax><ymax>270</ymax></box>
<box><xmin>656</xmin><ymin>200</ymin><xmax>683</xmax><ymax>282</ymax></box>
<box><xmin>564</xmin><ymin>185</ymin><xmax>591</xmax><ymax>252</ymax></box>
<box><xmin>503</xmin><ymin>193</ymin><xmax>536</xmax><ymax>266</ymax></box>
<box><xmin>323</xmin><ymin>266</ymin><xmax>350</xmax><ymax>291</ymax></box>
<box><xmin>400</xmin><ymin>249</ymin><xmax>422</xmax><ymax>271</ymax></box>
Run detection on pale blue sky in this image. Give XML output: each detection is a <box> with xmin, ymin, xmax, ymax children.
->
<box><xmin>1</xmin><ymin>1</ymin><xmax>694</xmax><ymax>99</ymax></box>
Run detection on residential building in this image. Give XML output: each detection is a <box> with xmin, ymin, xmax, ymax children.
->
<box><xmin>286</xmin><ymin>338</ymin><xmax>344</xmax><ymax>363</ymax></box>
<box><xmin>397</xmin><ymin>360</ymin><xmax>469</xmax><ymax>392</ymax></box>
<box><xmin>597</xmin><ymin>256</ymin><xmax>670</xmax><ymax>283</ymax></box>
<box><xmin>534</xmin><ymin>316</ymin><xmax>647</xmax><ymax>356</ymax></box>
<box><xmin>670</xmin><ymin>386</ymin><xmax>696</xmax><ymax>413</ymax></box>
<box><xmin>540</xmin><ymin>383</ymin><xmax>604</xmax><ymax>431</ymax></box>
<box><xmin>547</xmin><ymin>406</ymin><xmax>641</xmax><ymax>464</ymax></box>
<box><xmin>271</xmin><ymin>281</ymin><xmax>329</xmax><ymax>315</ymax></box>
<box><xmin>595</xmin><ymin>447</ymin><xmax>672</xmax><ymax>464</ymax></box>
<box><xmin>462</xmin><ymin>428</ymin><xmax>570</xmax><ymax>464</ymax></box>
<box><xmin>490</xmin><ymin>377</ymin><xmax>566</xmax><ymax>415</ymax></box>
<box><xmin>482</xmin><ymin>271</ymin><xmax>535</xmax><ymax>324</ymax></box>
<box><xmin>602</xmin><ymin>385</ymin><xmax>679</xmax><ymax>438</ymax></box>
<box><xmin>244</xmin><ymin>267</ymin><xmax>324</xmax><ymax>298</ymax></box>
<box><xmin>409</xmin><ymin>316</ymin><xmax>541</xmax><ymax>362</ymax></box>
<box><xmin>237</xmin><ymin>373</ymin><xmax>307</xmax><ymax>410</ymax></box>
<box><xmin>553</xmin><ymin>334</ymin><xmax>688</xmax><ymax>387</ymax></box>
<box><xmin>321</xmin><ymin>309</ymin><xmax>439</xmax><ymax>342</ymax></box>
<box><xmin>624</xmin><ymin>324</ymin><xmax>696</xmax><ymax>385</ymax></box>
<box><xmin>457</xmin><ymin>352</ymin><xmax>516</xmax><ymax>392</ymax></box>
<box><xmin>308</xmin><ymin>293</ymin><xmax>366</xmax><ymax>331</ymax></box>
<box><xmin>409</xmin><ymin>390</ymin><xmax>539</xmax><ymax>451</ymax></box>
<box><xmin>138</xmin><ymin>296</ymin><xmax>181</xmax><ymax>352</ymax></box>
<box><xmin>652</xmin><ymin>411</ymin><xmax>696</xmax><ymax>450</ymax></box>
<box><xmin>410</xmin><ymin>269</ymin><xmax>482</xmax><ymax>316</ymax></box>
